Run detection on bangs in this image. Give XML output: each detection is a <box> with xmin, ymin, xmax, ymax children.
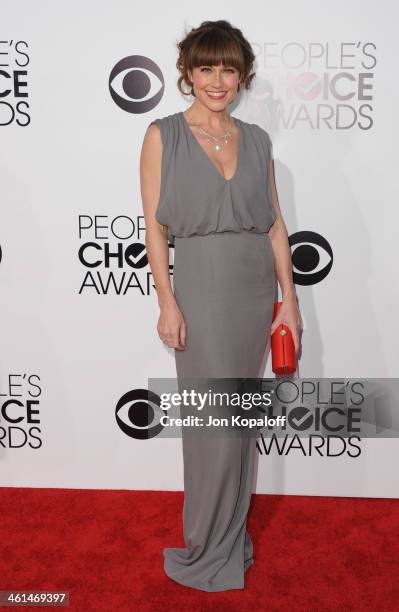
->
<box><xmin>188</xmin><ymin>28</ymin><xmax>244</xmax><ymax>73</ymax></box>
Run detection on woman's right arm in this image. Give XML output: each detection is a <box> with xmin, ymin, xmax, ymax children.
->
<box><xmin>140</xmin><ymin>123</ymin><xmax>186</xmax><ymax>350</ymax></box>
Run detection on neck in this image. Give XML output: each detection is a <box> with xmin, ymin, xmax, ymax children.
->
<box><xmin>185</xmin><ymin>102</ymin><xmax>232</xmax><ymax>130</ymax></box>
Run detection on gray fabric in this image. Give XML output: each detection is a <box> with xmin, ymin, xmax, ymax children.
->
<box><xmin>149</xmin><ymin>112</ymin><xmax>277</xmax><ymax>591</ymax></box>
<box><xmin>150</xmin><ymin>112</ymin><xmax>276</xmax><ymax>246</ymax></box>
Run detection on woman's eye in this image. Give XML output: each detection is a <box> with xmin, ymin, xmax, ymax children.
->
<box><xmin>200</xmin><ymin>67</ymin><xmax>235</xmax><ymax>73</ymax></box>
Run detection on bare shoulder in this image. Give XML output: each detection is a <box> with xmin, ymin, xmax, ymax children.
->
<box><xmin>141</xmin><ymin>120</ymin><xmax>163</xmax><ymax>167</ymax></box>
<box><xmin>142</xmin><ymin>114</ymin><xmax>173</xmax><ymax>152</ymax></box>
<box><xmin>143</xmin><ymin>120</ymin><xmax>162</xmax><ymax>145</ymax></box>
<box><xmin>142</xmin><ymin>113</ymin><xmax>179</xmax><ymax>160</ymax></box>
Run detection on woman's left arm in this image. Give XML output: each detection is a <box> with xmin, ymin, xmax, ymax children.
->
<box><xmin>267</xmin><ymin>156</ymin><xmax>303</xmax><ymax>354</ymax></box>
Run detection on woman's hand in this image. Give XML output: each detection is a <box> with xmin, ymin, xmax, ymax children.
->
<box><xmin>270</xmin><ymin>292</ymin><xmax>302</xmax><ymax>354</ymax></box>
<box><xmin>157</xmin><ymin>300</ymin><xmax>187</xmax><ymax>350</ymax></box>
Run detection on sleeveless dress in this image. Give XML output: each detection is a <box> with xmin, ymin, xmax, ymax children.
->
<box><xmin>149</xmin><ymin>111</ymin><xmax>277</xmax><ymax>592</ymax></box>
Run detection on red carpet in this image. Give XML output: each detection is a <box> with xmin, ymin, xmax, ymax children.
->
<box><xmin>1</xmin><ymin>488</ymin><xmax>398</xmax><ymax>611</ymax></box>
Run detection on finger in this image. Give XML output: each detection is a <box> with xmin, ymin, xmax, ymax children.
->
<box><xmin>282</xmin><ymin>323</ymin><xmax>296</xmax><ymax>349</ymax></box>
<box><xmin>161</xmin><ymin>334</ymin><xmax>172</xmax><ymax>346</ymax></box>
<box><xmin>293</xmin><ymin>331</ymin><xmax>299</xmax><ymax>353</ymax></box>
<box><xmin>173</xmin><ymin>330</ymin><xmax>184</xmax><ymax>351</ymax></box>
<box><xmin>180</xmin><ymin>323</ymin><xmax>186</xmax><ymax>348</ymax></box>
<box><xmin>270</xmin><ymin>319</ymin><xmax>281</xmax><ymax>335</ymax></box>
<box><xmin>171</xmin><ymin>334</ymin><xmax>182</xmax><ymax>349</ymax></box>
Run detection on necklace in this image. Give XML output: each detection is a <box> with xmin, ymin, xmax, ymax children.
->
<box><xmin>197</xmin><ymin>122</ymin><xmax>235</xmax><ymax>152</ymax></box>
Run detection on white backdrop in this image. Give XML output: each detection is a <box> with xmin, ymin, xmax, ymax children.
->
<box><xmin>1</xmin><ymin>1</ymin><xmax>398</xmax><ymax>498</ymax></box>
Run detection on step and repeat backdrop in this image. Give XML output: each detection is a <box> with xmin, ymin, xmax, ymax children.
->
<box><xmin>1</xmin><ymin>2</ymin><xmax>398</xmax><ymax>497</ymax></box>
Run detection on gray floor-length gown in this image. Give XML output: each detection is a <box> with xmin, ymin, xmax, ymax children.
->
<box><xmin>149</xmin><ymin>111</ymin><xmax>277</xmax><ymax>591</ymax></box>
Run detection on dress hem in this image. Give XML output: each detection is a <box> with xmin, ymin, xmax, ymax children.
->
<box><xmin>163</xmin><ymin>556</ymin><xmax>254</xmax><ymax>592</ymax></box>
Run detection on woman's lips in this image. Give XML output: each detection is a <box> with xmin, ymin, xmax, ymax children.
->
<box><xmin>205</xmin><ymin>91</ymin><xmax>227</xmax><ymax>99</ymax></box>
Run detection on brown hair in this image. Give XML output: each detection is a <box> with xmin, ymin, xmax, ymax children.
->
<box><xmin>176</xmin><ymin>20</ymin><xmax>256</xmax><ymax>97</ymax></box>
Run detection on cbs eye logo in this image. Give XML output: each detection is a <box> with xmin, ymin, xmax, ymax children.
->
<box><xmin>109</xmin><ymin>55</ymin><xmax>164</xmax><ymax>113</ymax></box>
<box><xmin>115</xmin><ymin>388</ymin><xmax>167</xmax><ymax>440</ymax></box>
<box><xmin>289</xmin><ymin>231</ymin><xmax>333</xmax><ymax>286</ymax></box>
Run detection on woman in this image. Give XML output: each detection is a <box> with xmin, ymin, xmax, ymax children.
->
<box><xmin>140</xmin><ymin>19</ymin><xmax>302</xmax><ymax>592</ymax></box>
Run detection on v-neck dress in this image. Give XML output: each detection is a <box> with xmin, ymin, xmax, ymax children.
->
<box><xmin>149</xmin><ymin>111</ymin><xmax>277</xmax><ymax>592</ymax></box>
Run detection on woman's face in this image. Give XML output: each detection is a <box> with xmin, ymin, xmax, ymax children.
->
<box><xmin>188</xmin><ymin>64</ymin><xmax>240</xmax><ymax>108</ymax></box>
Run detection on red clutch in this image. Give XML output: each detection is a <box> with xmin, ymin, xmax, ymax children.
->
<box><xmin>271</xmin><ymin>301</ymin><xmax>297</xmax><ymax>376</ymax></box>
